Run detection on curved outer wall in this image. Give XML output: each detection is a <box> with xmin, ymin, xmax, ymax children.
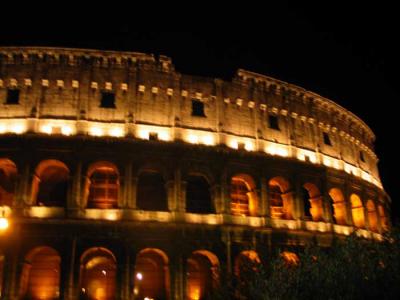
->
<box><xmin>0</xmin><ymin>47</ymin><xmax>391</xmax><ymax>300</ymax></box>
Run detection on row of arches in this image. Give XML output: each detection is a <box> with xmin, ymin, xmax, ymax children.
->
<box><xmin>328</xmin><ymin>188</ymin><xmax>388</xmax><ymax>231</ymax></box>
<box><xmin>0</xmin><ymin>245</ymin><xmax>301</xmax><ymax>300</ymax></box>
<box><xmin>0</xmin><ymin>159</ymin><xmax>389</xmax><ymax>231</ymax></box>
<box><xmin>12</xmin><ymin>246</ymin><xmax>226</xmax><ymax>300</ymax></box>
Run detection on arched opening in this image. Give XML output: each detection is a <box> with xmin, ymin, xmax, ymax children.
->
<box><xmin>186</xmin><ymin>250</ymin><xmax>219</xmax><ymax>300</ymax></box>
<box><xmin>378</xmin><ymin>205</ymin><xmax>389</xmax><ymax>231</ymax></box>
<box><xmin>280</xmin><ymin>251</ymin><xmax>299</xmax><ymax>267</ymax></box>
<box><xmin>19</xmin><ymin>246</ymin><xmax>61</xmax><ymax>300</ymax></box>
<box><xmin>269</xmin><ymin>176</ymin><xmax>292</xmax><ymax>219</ymax></box>
<box><xmin>137</xmin><ymin>170</ymin><xmax>168</xmax><ymax>211</ymax></box>
<box><xmin>80</xmin><ymin>247</ymin><xmax>117</xmax><ymax>300</ymax></box>
<box><xmin>366</xmin><ymin>200</ymin><xmax>378</xmax><ymax>232</ymax></box>
<box><xmin>350</xmin><ymin>194</ymin><xmax>365</xmax><ymax>228</ymax></box>
<box><xmin>32</xmin><ymin>160</ymin><xmax>69</xmax><ymax>207</ymax></box>
<box><xmin>230</xmin><ymin>174</ymin><xmax>258</xmax><ymax>216</ymax></box>
<box><xmin>0</xmin><ymin>254</ymin><xmax>4</xmax><ymax>298</ymax></box>
<box><xmin>328</xmin><ymin>188</ymin><xmax>347</xmax><ymax>225</ymax></box>
<box><xmin>86</xmin><ymin>162</ymin><xmax>119</xmax><ymax>209</ymax></box>
<box><xmin>0</xmin><ymin>159</ymin><xmax>17</xmax><ymax>206</ymax></box>
<box><xmin>234</xmin><ymin>250</ymin><xmax>261</xmax><ymax>279</ymax></box>
<box><xmin>303</xmin><ymin>183</ymin><xmax>323</xmax><ymax>221</ymax></box>
<box><xmin>134</xmin><ymin>248</ymin><xmax>169</xmax><ymax>300</ymax></box>
<box><xmin>186</xmin><ymin>175</ymin><xmax>213</xmax><ymax>214</ymax></box>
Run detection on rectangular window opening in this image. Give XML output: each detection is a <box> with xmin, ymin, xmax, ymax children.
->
<box><xmin>149</xmin><ymin>132</ymin><xmax>158</xmax><ymax>141</ymax></box>
<box><xmin>360</xmin><ymin>151</ymin><xmax>365</xmax><ymax>162</ymax></box>
<box><xmin>5</xmin><ymin>89</ymin><xmax>20</xmax><ymax>105</ymax></box>
<box><xmin>237</xmin><ymin>142</ymin><xmax>246</xmax><ymax>150</ymax></box>
<box><xmin>323</xmin><ymin>132</ymin><xmax>332</xmax><ymax>146</ymax></box>
<box><xmin>268</xmin><ymin>114</ymin><xmax>280</xmax><ymax>130</ymax></box>
<box><xmin>100</xmin><ymin>91</ymin><xmax>116</xmax><ymax>108</ymax></box>
<box><xmin>191</xmin><ymin>99</ymin><xmax>206</xmax><ymax>117</ymax></box>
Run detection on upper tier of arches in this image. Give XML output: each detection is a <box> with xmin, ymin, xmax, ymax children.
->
<box><xmin>0</xmin><ymin>156</ymin><xmax>390</xmax><ymax>236</ymax></box>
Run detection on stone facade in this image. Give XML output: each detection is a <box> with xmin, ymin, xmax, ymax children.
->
<box><xmin>0</xmin><ymin>47</ymin><xmax>390</xmax><ymax>300</ymax></box>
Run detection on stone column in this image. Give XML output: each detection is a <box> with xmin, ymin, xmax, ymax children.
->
<box><xmin>128</xmin><ymin>177</ymin><xmax>138</xmax><ymax>209</ymax></box>
<box><xmin>21</xmin><ymin>162</ymin><xmax>32</xmax><ymax>206</ymax></box>
<box><xmin>309</xmin><ymin>196</ymin><xmax>324</xmax><ymax>222</ymax></box>
<box><xmin>166</xmin><ymin>180</ymin><xmax>177</xmax><ymax>212</ymax></box>
<box><xmin>175</xmin><ymin>168</ymin><xmax>185</xmax><ymax>213</ymax></box>
<box><xmin>211</xmin><ymin>184</ymin><xmax>223</xmax><ymax>214</ymax></box>
<box><xmin>117</xmin><ymin>243</ymin><xmax>130</xmax><ymax>300</ymax></box>
<box><xmin>170</xmin><ymin>253</ymin><xmax>185</xmax><ymax>300</ymax></box>
<box><xmin>130</xmin><ymin>248</ymin><xmax>139</xmax><ymax>300</ymax></box>
<box><xmin>214</xmin><ymin>79</ymin><xmax>224</xmax><ymax>145</ymax></box>
<box><xmin>260</xmin><ymin>178</ymin><xmax>269</xmax><ymax>217</ymax></box>
<box><xmin>123</xmin><ymin>161</ymin><xmax>133</xmax><ymax>208</ymax></box>
<box><xmin>373</xmin><ymin>200</ymin><xmax>383</xmax><ymax>233</ymax></box>
<box><xmin>345</xmin><ymin>196</ymin><xmax>354</xmax><ymax>227</ymax></box>
<box><xmin>321</xmin><ymin>190</ymin><xmax>334</xmax><ymax>223</ymax></box>
<box><xmin>225</xmin><ymin>230</ymin><xmax>232</xmax><ymax>275</ymax></box>
<box><xmin>281</xmin><ymin>191</ymin><xmax>295</xmax><ymax>220</ymax></box>
<box><xmin>251</xmin><ymin>188</ymin><xmax>261</xmax><ymax>217</ymax></box>
<box><xmin>179</xmin><ymin>181</ymin><xmax>187</xmax><ymax>212</ymax></box>
<box><xmin>14</xmin><ymin>161</ymin><xmax>30</xmax><ymax>212</ymax></box>
<box><xmin>70</xmin><ymin>161</ymin><xmax>82</xmax><ymax>210</ymax></box>
<box><xmin>64</xmin><ymin>236</ymin><xmax>77</xmax><ymax>300</ymax></box>
<box><xmin>3</xmin><ymin>231</ymin><xmax>20</xmax><ymax>300</ymax></box>
<box><xmin>222</xmin><ymin>171</ymin><xmax>230</xmax><ymax>215</ymax></box>
<box><xmin>80</xmin><ymin>175</ymin><xmax>89</xmax><ymax>210</ymax></box>
<box><xmin>293</xmin><ymin>180</ymin><xmax>304</xmax><ymax>220</ymax></box>
<box><xmin>361</xmin><ymin>191</ymin><xmax>370</xmax><ymax>230</ymax></box>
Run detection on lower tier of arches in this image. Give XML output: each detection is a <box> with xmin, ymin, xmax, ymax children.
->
<box><xmin>0</xmin><ymin>220</ymin><xmax>360</xmax><ymax>300</ymax></box>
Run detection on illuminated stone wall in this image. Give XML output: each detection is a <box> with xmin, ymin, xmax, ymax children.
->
<box><xmin>0</xmin><ymin>47</ymin><xmax>380</xmax><ymax>184</ymax></box>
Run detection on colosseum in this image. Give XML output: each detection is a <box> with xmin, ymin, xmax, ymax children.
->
<box><xmin>0</xmin><ymin>47</ymin><xmax>391</xmax><ymax>299</ymax></box>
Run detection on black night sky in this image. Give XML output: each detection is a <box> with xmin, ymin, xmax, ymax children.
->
<box><xmin>1</xmin><ymin>2</ymin><xmax>398</xmax><ymax>222</ymax></box>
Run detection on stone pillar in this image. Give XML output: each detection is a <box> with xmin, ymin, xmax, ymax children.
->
<box><xmin>214</xmin><ymin>79</ymin><xmax>224</xmax><ymax>145</ymax></box>
<box><xmin>80</xmin><ymin>175</ymin><xmax>89</xmax><ymax>210</ymax></box>
<box><xmin>121</xmin><ymin>244</ymin><xmax>131</xmax><ymax>300</ymax></box>
<box><xmin>211</xmin><ymin>184</ymin><xmax>223</xmax><ymax>214</ymax></box>
<box><xmin>14</xmin><ymin>162</ymin><xmax>30</xmax><ymax>212</ymax></box>
<box><xmin>345</xmin><ymin>196</ymin><xmax>354</xmax><ymax>227</ymax></box>
<box><xmin>309</xmin><ymin>196</ymin><xmax>324</xmax><ymax>222</ymax></box>
<box><xmin>123</xmin><ymin>161</ymin><xmax>133</xmax><ymax>208</ymax></box>
<box><xmin>374</xmin><ymin>200</ymin><xmax>383</xmax><ymax>233</ymax></box>
<box><xmin>130</xmin><ymin>248</ymin><xmax>139</xmax><ymax>300</ymax></box>
<box><xmin>225</xmin><ymin>230</ymin><xmax>232</xmax><ymax>275</ymax></box>
<box><xmin>64</xmin><ymin>236</ymin><xmax>77</xmax><ymax>300</ymax></box>
<box><xmin>260</xmin><ymin>178</ymin><xmax>269</xmax><ymax>217</ymax></box>
<box><xmin>166</xmin><ymin>180</ymin><xmax>177</xmax><ymax>212</ymax></box>
<box><xmin>179</xmin><ymin>181</ymin><xmax>187</xmax><ymax>212</ymax></box>
<box><xmin>251</xmin><ymin>188</ymin><xmax>261</xmax><ymax>217</ymax></box>
<box><xmin>293</xmin><ymin>181</ymin><xmax>304</xmax><ymax>220</ymax></box>
<box><xmin>282</xmin><ymin>191</ymin><xmax>295</xmax><ymax>220</ymax></box>
<box><xmin>117</xmin><ymin>243</ymin><xmax>130</xmax><ymax>300</ymax></box>
<box><xmin>361</xmin><ymin>192</ymin><xmax>369</xmax><ymax>230</ymax></box>
<box><xmin>222</xmin><ymin>171</ymin><xmax>230</xmax><ymax>215</ymax></box>
<box><xmin>19</xmin><ymin>162</ymin><xmax>32</xmax><ymax>207</ymax></box>
<box><xmin>128</xmin><ymin>177</ymin><xmax>138</xmax><ymax>209</ymax></box>
<box><xmin>70</xmin><ymin>161</ymin><xmax>82</xmax><ymax>210</ymax></box>
<box><xmin>321</xmin><ymin>190</ymin><xmax>334</xmax><ymax>223</ymax></box>
<box><xmin>174</xmin><ymin>167</ymin><xmax>185</xmax><ymax>213</ymax></box>
<box><xmin>3</xmin><ymin>232</ymin><xmax>20</xmax><ymax>300</ymax></box>
<box><xmin>170</xmin><ymin>253</ymin><xmax>185</xmax><ymax>300</ymax></box>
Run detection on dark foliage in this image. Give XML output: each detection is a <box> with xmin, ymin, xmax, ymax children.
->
<box><xmin>217</xmin><ymin>229</ymin><xmax>400</xmax><ymax>300</ymax></box>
